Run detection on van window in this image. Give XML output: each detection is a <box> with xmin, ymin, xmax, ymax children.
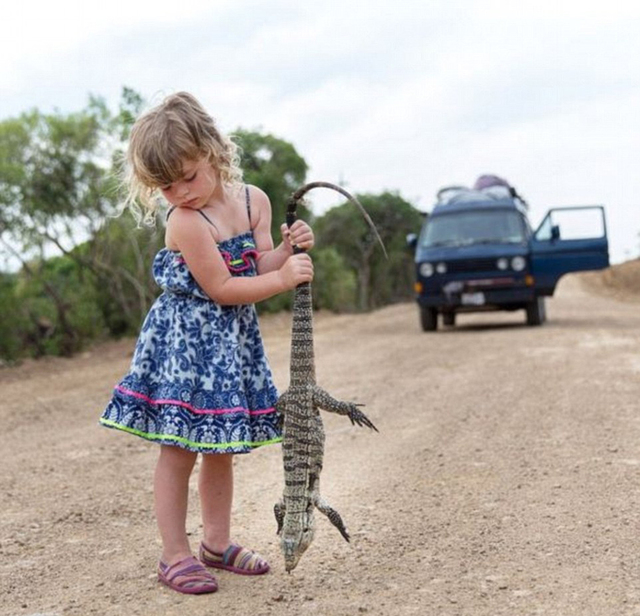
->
<box><xmin>421</xmin><ymin>210</ymin><xmax>527</xmax><ymax>248</ymax></box>
<box><xmin>535</xmin><ymin>207</ymin><xmax>606</xmax><ymax>241</ymax></box>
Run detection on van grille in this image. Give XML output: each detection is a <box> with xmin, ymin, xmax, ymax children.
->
<box><xmin>445</xmin><ymin>258</ymin><xmax>499</xmax><ymax>273</ymax></box>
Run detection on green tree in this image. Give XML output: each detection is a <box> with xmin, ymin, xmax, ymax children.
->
<box><xmin>0</xmin><ymin>88</ymin><xmax>423</xmax><ymax>359</ymax></box>
<box><xmin>0</xmin><ymin>272</ymin><xmax>27</xmax><ymax>361</ymax></box>
<box><xmin>315</xmin><ymin>191</ymin><xmax>422</xmax><ymax>311</ymax></box>
<box><xmin>87</xmin><ymin>215</ymin><xmax>164</xmax><ymax>335</ymax></box>
<box><xmin>233</xmin><ymin>129</ymin><xmax>310</xmax><ymax>238</ymax></box>
<box><xmin>13</xmin><ymin>254</ymin><xmax>108</xmax><ymax>357</ymax></box>
<box><xmin>233</xmin><ymin>129</ymin><xmax>311</xmax><ymax>313</ymax></box>
<box><xmin>311</xmin><ymin>246</ymin><xmax>357</xmax><ymax>312</ymax></box>
<box><xmin>0</xmin><ymin>88</ymin><xmax>148</xmax><ymax>355</ymax></box>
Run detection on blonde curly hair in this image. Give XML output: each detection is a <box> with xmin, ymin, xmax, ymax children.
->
<box><xmin>124</xmin><ymin>92</ymin><xmax>243</xmax><ymax>225</ymax></box>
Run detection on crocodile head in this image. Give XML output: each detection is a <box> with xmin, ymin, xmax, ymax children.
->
<box><xmin>281</xmin><ymin>511</ymin><xmax>316</xmax><ymax>572</ymax></box>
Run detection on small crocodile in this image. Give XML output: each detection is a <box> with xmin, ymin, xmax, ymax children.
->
<box><xmin>274</xmin><ymin>182</ymin><xmax>384</xmax><ymax>572</ymax></box>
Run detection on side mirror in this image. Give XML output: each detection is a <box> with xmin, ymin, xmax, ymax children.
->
<box><xmin>406</xmin><ymin>233</ymin><xmax>418</xmax><ymax>250</ymax></box>
<box><xmin>551</xmin><ymin>225</ymin><xmax>560</xmax><ymax>241</ymax></box>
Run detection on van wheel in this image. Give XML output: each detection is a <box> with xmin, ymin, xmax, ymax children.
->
<box><xmin>442</xmin><ymin>312</ymin><xmax>456</xmax><ymax>326</ymax></box>
<box><xmin>526</xmin><ymin>297</ymin><xmax>546</xmax><ymax>326</ymax></box>
<box><xmin>420</xmin><ymin>307</ymin><xmax>438</xmax><ymax>331</ymax></box>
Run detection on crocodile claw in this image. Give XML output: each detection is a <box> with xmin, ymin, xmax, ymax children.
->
<box><xmin>347</xmin><ymin>404</ymin><xmax>378</xmax><ymax>432</ymax></box>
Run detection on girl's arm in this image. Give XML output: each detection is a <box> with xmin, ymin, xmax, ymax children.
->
<box><xmin>168</xmin><ymin>207</ymin><xmax>313</xmax><ymax>306</ymax></box>
<box><xmin>249</xmin><ymin>186</ymin><xmax>314</xmax><ymax>274</ymax></box>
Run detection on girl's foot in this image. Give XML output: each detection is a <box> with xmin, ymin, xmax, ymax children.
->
<box><xmin>199</xmin><ymin>542</ymin><xmax>269</xmax><ymax>575</ymax></box>
<box><xmin>158</xmin><ymin>556</ymin><xmax>219</xmax><ymax>594</ymax></box>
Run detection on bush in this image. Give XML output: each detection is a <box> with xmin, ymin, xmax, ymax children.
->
<box><xmin>12</xmin><ymin>255</ymin><xmax>109</xmax><ymax>357</ymax></box>
<box><xmin>311</xmin><ymin>247</ymin><xmax>357</xmax><ymax>312</ymax></box>
<box><xmin>315</xmin><ymin>191</ymin><xmax>423</xmax><ymax>311</ymax></box>
<box><xmin>0</xmin><ymin>273</ymin><xmax>28</xmax><ymax>362</ymax></box>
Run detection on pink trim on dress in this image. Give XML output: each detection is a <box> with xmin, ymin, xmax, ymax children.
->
<box><xmin>174</xmin><ymin>249</ymin><xmax>259</xmax><ymax>272</ymax></box>
<box><xmin>115</xmin><ymin>386</ymin><xmax>276</xmax><ymax>416</ymax></box>
<box><xmin>219</xmin><ymin>249</ymin><xmax>259</xmax><ymax>273</ymax></box>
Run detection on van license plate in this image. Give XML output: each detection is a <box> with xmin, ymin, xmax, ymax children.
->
<box><xmin>461</xmin><ymin>292</ymin><xmax>485</xmax><ymax>306</ymax></box>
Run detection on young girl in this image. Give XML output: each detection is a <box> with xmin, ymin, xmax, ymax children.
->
<box><xmin>100</xmin><ymin>92</ymin><xmax>314</xmax><ymax>595</ymax></box>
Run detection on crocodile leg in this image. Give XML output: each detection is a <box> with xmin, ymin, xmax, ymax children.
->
<box><xmin>311</xmin><ymin>385</ymin><xmax>378</xmax><ymax>431</ymax></box>
<box><xmin>274</xmin><ymin>500</ymin><xmax>286</xmax><ymax>535</ymax></box>
<box><xmin>313</xmin><ymin>495</ymin><xmax>350</xmax><ymax>542</ymax></box>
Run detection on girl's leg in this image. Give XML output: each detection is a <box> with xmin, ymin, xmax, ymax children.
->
<box><xmin>198</xmin><ymin>453</ymin><xmax>270</xmax><ymax>575</ymax></box>
<box><xmin>198</xmin><ymin>453</ymin><xmax>233</xmax><ymax>553</ymax></box>
<box><xmin>154</xmin><ymin>444</ymin><xmax>198</xmax><ymax>565</ymax></box>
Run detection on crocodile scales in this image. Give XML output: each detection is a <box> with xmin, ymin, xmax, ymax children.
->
<box><xmin>274</xmin><ymin>181</ymin><xmax>385</xmax><ymax>572</ymax></box>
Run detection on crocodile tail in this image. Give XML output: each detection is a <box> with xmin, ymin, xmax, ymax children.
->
<box><xmin>286</xmin><ymin>181</ymin><xmax>387</xmax><ymax>259</ymax></box>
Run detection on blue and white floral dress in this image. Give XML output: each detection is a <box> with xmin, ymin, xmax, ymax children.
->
<box><xmin>100</xmin><ymin>198</ymin><xmax>282</xmax><ymax>454</ymax></box>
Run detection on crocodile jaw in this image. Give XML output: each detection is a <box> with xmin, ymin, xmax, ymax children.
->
<box><xmin>281</xmin><ymin>518</ymin><xmax>316</xmax><ymax>572</ymax></box>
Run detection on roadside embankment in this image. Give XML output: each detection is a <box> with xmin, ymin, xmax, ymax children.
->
<box><xmin>580</xmin><ymin>258</ymin><xmax>640</xmax><ymax>301</ymax></box>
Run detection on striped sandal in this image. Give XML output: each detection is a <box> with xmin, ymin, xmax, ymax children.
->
<box><xmin>158</xmin><ymin>556</ymin><xmax>219</xmax><ymax>594</ymax></box>
<box><xmin>199</xmin><ymin>542</ymin><xmax>270</xmax><ymax>575</ymax></box>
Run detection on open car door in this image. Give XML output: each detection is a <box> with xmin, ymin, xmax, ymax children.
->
<box><xmin>531</xmin><ymin>206</ymin><xmax>609</xmax><ymax>296</ymax></box>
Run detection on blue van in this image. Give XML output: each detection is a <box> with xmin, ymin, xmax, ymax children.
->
<box><xmin>407</xmin><ymin>187</ymin><xmax>609</xmax><ymax>331</ymax></box>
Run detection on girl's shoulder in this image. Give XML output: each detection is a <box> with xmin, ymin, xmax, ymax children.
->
<box><xmin>165</xmin><ymin>205</ymin><xmax>208</xmax><ymax>230</ymax></box>
<box><xmin>245</xmin><ymin>184</ymin><xmax>269</xmax><ymax>205</ymax></box>
<box><xmin>165</xmin><ymin>206</ymin><xmax>216</xmax><ymax>250</ymax></box>
<box><xmin>244</xmin><ymin>184</ymin><xmax>271</xmax><ymax>226</ymax></box>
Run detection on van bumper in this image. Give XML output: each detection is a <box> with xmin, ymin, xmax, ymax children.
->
<box><xmin>417</xmin><ymin>282</ymin><xmax>535</xmax><ymax>310</ymax></box>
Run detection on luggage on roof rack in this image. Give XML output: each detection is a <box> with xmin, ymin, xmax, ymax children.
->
<box><xmin>436</xmin><ymin>175</ymin><xmax>528</xmax><ymax>209</ymax></box>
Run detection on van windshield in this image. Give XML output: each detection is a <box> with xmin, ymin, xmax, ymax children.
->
<box><xmin>421</xmin><ymin>210</ymin><xmax>527</xmax><ymax>248</ymax></box>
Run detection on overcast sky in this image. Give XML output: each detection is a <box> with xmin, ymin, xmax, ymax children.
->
<box><xmin>2</xmin><ymin>0</ymin><xmax>639</xmax><ymax>262</ymax></box>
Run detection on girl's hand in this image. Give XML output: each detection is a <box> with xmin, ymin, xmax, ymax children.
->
<box><xmin>281</xmin><ymin>221</ymin><xmax>315</xmax><ymax>253</ymax></box>
<box><xmin>278</xmin><ymin>254</ymin><xmax>314</xmax><ymax>289</ymax></box>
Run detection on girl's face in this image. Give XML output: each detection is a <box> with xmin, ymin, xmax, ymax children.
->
<box><xmin>160</xmin><ymin>158</ymin><xmax>218</xmax><ymax>209</ymax></box>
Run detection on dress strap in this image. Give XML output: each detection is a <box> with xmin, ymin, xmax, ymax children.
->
<box><xmin>166</xmin><ymin>205</ymin><xmax>220</xmax><ymax>232</ymax></box>
<box><xmin>197</xmin><ymin>209</ymin><xmax>218</xmax><ymax>230</ymax></box>
<box><xmin>245</xmin><ymin>185</ymin><xmax>252</xmax><ymax>227</ymax></box>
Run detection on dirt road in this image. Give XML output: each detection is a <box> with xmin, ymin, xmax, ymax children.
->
<box><xmin>2</xmin><ymin>275</ymin><xmax>640</xmax><ymax>616</ymax></box>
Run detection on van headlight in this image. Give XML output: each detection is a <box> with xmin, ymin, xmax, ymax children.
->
<box><xmin>436</xmin><ymin>262</ymin><xmax>447</xmax><ymax>274</ymax></box>
<box><xmin>511</xmin><ymin>256</ymin><xmax>526</xmax><ymax>271</ymax></box>
<box><xmin>420</xmin><ymin>263</ymin><xmax>434</xmax><ymax>277</ymax></box>
<box><xmin>496</xmin><ymin>258</ymin><xmax>509</xmax><ymax>270</ymax></box>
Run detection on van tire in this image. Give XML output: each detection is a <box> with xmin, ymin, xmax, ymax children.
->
<box><xmin>526</xmin><ymin>297</ymin><xmax>546</xmax><ymax>326</ymax></box>
<box><xmin>442</xmin><ymin>312</ymin><xmax>456</xmax><ymax>326</ymax></box>
<box><xmin>420</xmin><ymin>307</ymin><xmax>438</xmax><ymax>331</ymax></box>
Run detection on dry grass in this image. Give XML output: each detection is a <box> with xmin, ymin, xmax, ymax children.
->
<box><xmin>580</xmin><ymin>258</ymin><xmax>640</xmax><ymax>301</ymax></box>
